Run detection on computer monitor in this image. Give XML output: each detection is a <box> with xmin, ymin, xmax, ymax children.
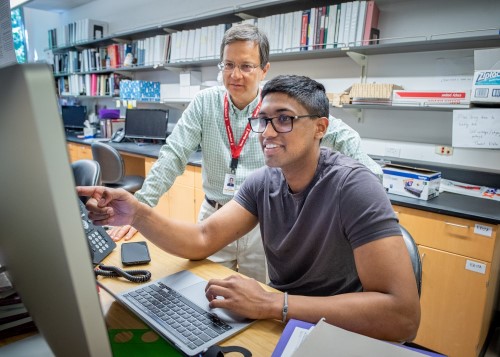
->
<box><xmin>124</xmin><ymin>108</ymin><xmax>169</xmax><ymax>140</ymax></box>
<box><xmin>61</xmin><ymin>105</ymin><xmax>87</xmax><ymax>131</ymax></box>
<box><xmin>0</xmin><ymin>63</ymin><xmax>112</xmax><ymax>356</ymax></box>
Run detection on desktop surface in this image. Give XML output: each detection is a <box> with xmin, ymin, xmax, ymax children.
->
<box><xmin>97</xmin><ymin>234</ymin><xmax>284</xmax><ymax>356</ymax></box>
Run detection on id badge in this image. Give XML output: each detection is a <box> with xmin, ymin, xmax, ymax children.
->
<box><xmin>223</xmin><ymin>173</ymin><xmax>236</xmax><ymax>196</ymax></box>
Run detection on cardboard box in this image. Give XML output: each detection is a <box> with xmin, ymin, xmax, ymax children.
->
<box><xmin>382</xmin><ymin>164</ymin><xmax>441</xmax><ymax>200</ymax></box>
<box><xmin>180</xmin><ymin>71</ymin><xmax>201</xmax><ymax>86</ymax></box>
<box><xmin>471</xmin><ymin>70</ymin><xmax>500</xmax><ymax>103</ymax></box>
<box><xmin>119</xmin><ymin>80</ymin><xmax>160</xmax><ymax>102</ymax></box>
<box><xmin>471</xmin><ymin>48</ymin><xmax>500</xmax><ymax>104</ymax></box>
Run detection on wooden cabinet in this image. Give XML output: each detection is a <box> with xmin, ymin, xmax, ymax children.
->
<box><xmin>145</xmin><ymin>158</ymin><xmax>202</xmax><ymax>223</ymax></box>
<box><xmin>67</xmin><ymin>142</ymin><xmax>92</xmax><ymax>162</ymax></box>
<box><xmin>168</xmin><ymin>166</ymin><xmax>196</xmax><ymax>223</ymax></box>
<box><xmin>394</xmin><ymin>205</ymin><xmax>500</xmax><ymax>357</ymax></box>
<box><xmin>145</xmin><ymin>157</ymin><xmax>170</xmax><ymax>218</ymax></box>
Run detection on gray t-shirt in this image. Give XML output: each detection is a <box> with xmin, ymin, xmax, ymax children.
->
<box><xmin>234</xmin><ymin>148</ymin><xmax>400</xmax><ymax>296</ymax></box>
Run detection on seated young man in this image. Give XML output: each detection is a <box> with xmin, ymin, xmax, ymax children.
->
<box><xmin>78</xmin><ymin>74</ymin><xmax>420</xmax><ymax>342</ymax></box>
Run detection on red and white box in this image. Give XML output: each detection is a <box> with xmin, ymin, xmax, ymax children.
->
<box><xmin>392</xmin><ymin>90</ymin><xmax>470</xmax><ymax>107</ymax></box>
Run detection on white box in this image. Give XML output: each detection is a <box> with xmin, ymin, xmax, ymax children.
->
<box><xmin>180</xmin><ymin>71</ymin><xmax>202</xmax><ymax>86</ymax></box>
<box><xmin>471</xmin><ymin>70</ymin><xmax>500</xmax><ymax>103</ymax></box>
<box><xmin>392</xmin><ymin>90</ymin><xmax>470</xmax><ymax>107</ymax></box>
<box><xmin>382</xmin><ymin>164</ymin><xmax>441</xmax><ymax>201</ymax></box>
<box><xmin>179</xmin><ymin>85</ymin><xmax>190</xmax><ymax>98</ymax></box>
<box><xmin>189</xmin><ymin>85</ymin><xmax>201</xmax><ymax>97</ymax></box>
<box><xmin>471</xmin><ymin>48</ymin><xmax>500</xmax><ymax>103</ymax></box>
<box><xmin>474</xmin><ymin>48</ymin><xmax>500</xmax><ymax>71</ymax></box>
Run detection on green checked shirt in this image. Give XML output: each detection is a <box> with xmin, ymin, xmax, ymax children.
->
<box><xmin>135</xmin><ymin>86</ymin><xmax>382</xmax><ymax>207</ymax></box>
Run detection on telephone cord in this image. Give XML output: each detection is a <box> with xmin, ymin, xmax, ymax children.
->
<box><xmin>94</xmin><ymin>264</ymin><xmax>151</xmax><ymax>283</ymax></box>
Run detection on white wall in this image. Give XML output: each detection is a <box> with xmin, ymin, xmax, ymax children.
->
<box><xmin>23</xmin><ymin>0</ymin><xmax>500</xmax><ymax>174</ymax></box>
<box><xmin>23</xmin><ymin>7</ymin><xmax>59</xmax><ymax>62</ymax></box>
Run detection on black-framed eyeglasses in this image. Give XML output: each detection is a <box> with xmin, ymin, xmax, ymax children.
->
<box><xmin>248</xmin><ymin>114</ymin><xmax>321</xmax><ymax>133</ymax></box>
<box><xmin>218</xmin><ymin>61</ymin><xmax>260</xmax><ymax>74</ymax></box>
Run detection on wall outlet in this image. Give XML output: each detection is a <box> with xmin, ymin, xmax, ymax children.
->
<box><xmin>435</xmin><ymin>145</ymin><xmax>454</xmax><ymax>156</ymax></box>
<box><xmin>384</xmin><ymin>146</ymin><xmax>401</xmax><ymax>157</ymax></box>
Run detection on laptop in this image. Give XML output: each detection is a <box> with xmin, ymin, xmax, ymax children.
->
<box><xmin>98</xmin><ymin>270</ymin><xmax>255</xmax><ymax>356</ymax></box>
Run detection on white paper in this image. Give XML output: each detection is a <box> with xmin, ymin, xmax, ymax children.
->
<box><xmin>0</xmin><ymin>0</ymin><xmax>17</xmax><ymax>68</ymax></box>
<box><xmin>281</xmin><ymin>327</ymin><xmax>311</xmax><ymax>357</ymax></box>
<box><xmin>452</xmin><ymin>109</ymin><xmax>500</xmax><ymax>149</ymax></box>
<box><xmin>291</xmin><ymin>319</ymin><xmax>428</xmax><ymax>356</ymax></box>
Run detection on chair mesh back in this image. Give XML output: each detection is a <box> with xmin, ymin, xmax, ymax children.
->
<box><xmin>91</xmin><ymin>142</ymin><xmax>125</xmax><ymax>184</ymax></box>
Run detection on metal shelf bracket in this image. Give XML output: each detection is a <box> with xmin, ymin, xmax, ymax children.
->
<box><xmin>346</xmin><ymin>51</ymin><xmax>367</xmax><ymax>83</ymax></box>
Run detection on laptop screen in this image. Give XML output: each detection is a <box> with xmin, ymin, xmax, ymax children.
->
<box><xmin>125</xmin><ymin>108</ymin><xmax>169</xmax><ymax>140</ymax></box>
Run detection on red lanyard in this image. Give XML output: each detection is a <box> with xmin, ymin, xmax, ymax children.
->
<box><xmin>223</xmin><ymin>93</ymin><xmax>261</xmax><ymax>173</ymax></box>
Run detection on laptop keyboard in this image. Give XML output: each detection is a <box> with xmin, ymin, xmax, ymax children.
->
<box><xmin>124</xmin><ymin>282</ymin><xmax>233</xmax><ymax>351</ymax></box>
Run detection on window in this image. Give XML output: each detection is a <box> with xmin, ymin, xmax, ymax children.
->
<box><xmin>11</xmin><ymin>7</ymin><xmax>27</xmax><ymax>63</ymax></box>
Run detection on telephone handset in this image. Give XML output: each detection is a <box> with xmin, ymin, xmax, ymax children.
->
<box><xmin>111</xmin><ymin>128</ymin><xmax>125</xmax><ymax>143</ymax></box>
<box><xmin>78</xmin><ymin>199</ymin><xmax>116</xmax><ymax>265</ymax></box>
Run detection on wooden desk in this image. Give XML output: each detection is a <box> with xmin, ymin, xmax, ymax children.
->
<box><xmin>97</xmin><ymin>235</ymin><xmax>284</xmax><ymax>356</ymax></box>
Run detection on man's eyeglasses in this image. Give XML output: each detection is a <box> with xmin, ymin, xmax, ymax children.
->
<box><xmin>248</xmin><ymin>114</ymin><xmax>321</xmax><ymax>133</ymax></box>
<box><xmin>218</xmin><ymin>61</ymin><xmax>260</xmax><ymax>74</ymax></box>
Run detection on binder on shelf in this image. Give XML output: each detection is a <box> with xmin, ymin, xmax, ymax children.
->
<box><xmin>348</xmin><ymin>1</ymin><xmax>360</xmax><ymax>46</ymax></box>
<box><xmin>355</xmin><ymin>1</ymin><xmax>368</xmax><ymax>46</ymax></box>
<box><xmin>362</xmin><ymin>0</ymin><xmax>380</xmax><ymax>45</ymax></box>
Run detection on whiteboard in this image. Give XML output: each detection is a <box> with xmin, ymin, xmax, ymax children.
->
<box><xmin>452</xmin><ymin>109</ymin><xmax>500</xmax><ymax>149</ymax></box>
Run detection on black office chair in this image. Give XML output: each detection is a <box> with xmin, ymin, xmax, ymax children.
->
<box><xmin>91</xmin><ymin>142</ymin><xmax>144</xmax><ymax>193</ymax></box>
<box><xmin>71</xmin><ymin>159</ymin><xmax>101</xmax><ymax>186</ymax></box>
<box><xmin>400</xmin><ymin>224</ymin><xmax>422</xmax><ymax>296</ymax></box>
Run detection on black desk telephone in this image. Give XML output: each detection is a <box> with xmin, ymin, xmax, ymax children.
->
<box><xmin>78</xmin><ymin>199</ymin><xmax>116</xmax><ymax>265</ymax></box>
<box><xmin>111</xmin><ymin>128</ymin><xmax>125</xmax><ymax>142</ymax></box>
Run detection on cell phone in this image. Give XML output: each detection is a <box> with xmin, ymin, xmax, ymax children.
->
<box><xmin>121</xmin><ymin>241</ymin><xmax>151</xmax><ymax>266</ymax></box>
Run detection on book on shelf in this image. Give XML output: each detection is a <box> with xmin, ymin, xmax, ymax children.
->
<box><xmin>348</xmin><ymin>1</ymin><xmax>360</xmax><ymax>46</ymax></box>
<box><xmin>306</xmin><ymin>8</ymin><xmax>316</xmax><ymax>51</ymax></box>
<box><xmin>363</xmin><ymin>0</ymin><xmax>380</xmax><ymax>45</ymax></box>
<box><xmin>355</xmin><ymin>1</ymin><xmax>368</xmax><ymax>46</ymax></box>
<box><xmin>336</xmin><ymin>2</ymin><xmax>347</xmax><ymax>47</ymax></box>
<box><xmin>48</xmin><ymin>19</ymin><xmax>109</xmax><ymax>48</ymax></box>
<box><xmin>324</xmin><ymin>4</ymin><xmax>338</xmax><ymax>49</ymax></box>
<box><xmin>300</xmin><ymin>9</ymin><xmax>310</xmax><ymax>51</ymax></box>
<box><xmin>319</xmin><ymin>6</ymin><xmax>328</xmax><ymax>49</ymax></box>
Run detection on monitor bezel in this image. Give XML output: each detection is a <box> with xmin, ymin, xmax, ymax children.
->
<box><xmin>0</xmin><ymin>63</ymin><xmax>112</xmax><ymax>356</ymax></box>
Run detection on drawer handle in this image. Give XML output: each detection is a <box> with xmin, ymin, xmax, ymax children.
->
<box><xmin>444</xmin><ymin>222</ymin><xmax>469</xmax><ymax>229</ymax></box>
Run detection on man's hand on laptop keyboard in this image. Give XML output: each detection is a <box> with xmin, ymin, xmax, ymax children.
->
<box><xmin>205</xmin><ymin>274</ymin><xmax>282</xmax><ymax>321</ymax></box>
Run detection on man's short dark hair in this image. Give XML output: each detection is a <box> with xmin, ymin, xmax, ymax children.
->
<box><xmin>261</xmin><ymin>75</ymin><xmax>330</xmax><ymax>118</ymax></box>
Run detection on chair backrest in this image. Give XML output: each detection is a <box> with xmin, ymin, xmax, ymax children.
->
<box><xmin>91</xmin><ymin>142</ymin><xmax>125</xmax><ymax>184</ymax></box>
<box><xmin>71</xmin><ymin>159</ymin><xmax>101</xmax><ymax>186</ymax></box>
<box><xmin>400</xmin><ymin>224</ymin><xmax>422</xmax><ymax>296</ymax></box>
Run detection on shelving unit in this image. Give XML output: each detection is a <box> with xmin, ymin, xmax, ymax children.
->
<box><xmin>46</xmin><ymin>0</ymin><xmax>499</xmax><ymax>151</ymax></box>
